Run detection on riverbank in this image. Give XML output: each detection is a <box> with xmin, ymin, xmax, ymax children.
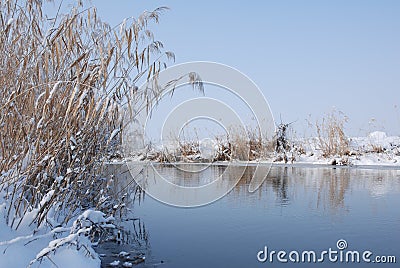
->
<box><xmin>121</xmin><ymin>131</ymin><xmax>400</xmax><ymax>168</ymax></box>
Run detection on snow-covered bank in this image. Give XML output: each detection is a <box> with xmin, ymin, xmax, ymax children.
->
<box><xmin>292</xmin><ymin>131</ymin><xmax>400</xmax><ymax>167</ymax></box>
<box><xmin>0</xmin><ymin>201</ymin><xmax>101</xmax><ymax>267</ymax></box>
<box><xmin>0</xmin><ymin>205</ymin><xmax>145</xmax><ymax>268</ymax></box>
<box><xmin>125</xmin><ymin>131</ymin><xmax>400</xmax><ymax>168</ymax></box>
<box><xmin>0</xmin><ymin>174</ymin><xmax>145</xmax><ymax>268</ymax></box>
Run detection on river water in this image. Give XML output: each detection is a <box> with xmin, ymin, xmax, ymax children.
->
<box><xmin>101</xmin><ymin>163</ymin><xmax>400</xmax><ymax>267</ymax></box>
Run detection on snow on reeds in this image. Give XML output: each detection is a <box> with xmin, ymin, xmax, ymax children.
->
<box><xmin>143</xmin><ymin>126</ymin><xmax>274</xmax><ymax>162</ymax></box>
<box><xmin>0</xmin><ymin>0</ymin><xmax>173</xmax><ymax>230</ymax></box>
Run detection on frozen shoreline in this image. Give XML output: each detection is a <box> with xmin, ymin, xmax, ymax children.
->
<box><xmin>115</xmin><ymin>160</ymin><xmax>400</xmax><ymax>170</ymax></box>
<box><xmin>119</xmin><ymin>131</ymin><xmax>400</xmax><ymax>169</ymax></box>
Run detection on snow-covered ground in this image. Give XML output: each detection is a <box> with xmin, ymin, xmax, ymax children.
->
<box><xmin>292</xmin><ymin>131</ymin><xmax>400</xmax><ymax>167</ymax></box>
<box><xmin>0</xmin><ymin>182</ymin><xmax>144</xmax><ymax>268</ymax></box>
<box><xmin>126</xmin><ymin>131</ymin><xmax>400</xmax><ymax>168</ymax></box>
<box><xmin>0</xmin><ymin>201</ymin><xmax>101</xmax><ymax>268</ymax></box>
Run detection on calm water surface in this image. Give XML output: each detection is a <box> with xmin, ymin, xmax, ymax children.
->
<box><xmin>106</xmin><ymin>164</ymin><xmax>400</xmax><ymax>268</ymax></box>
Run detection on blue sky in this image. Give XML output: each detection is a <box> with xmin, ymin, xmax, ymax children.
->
<box><xmin>61</xmin><ymin>1</ymin><xmax>400</xmax><ymax>136</ymax></box>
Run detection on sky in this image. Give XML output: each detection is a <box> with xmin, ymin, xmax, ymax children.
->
<box><xmin>54</xmin><ymin>1</ymin><xmax>400</xmax><ymax>136</ymax></box>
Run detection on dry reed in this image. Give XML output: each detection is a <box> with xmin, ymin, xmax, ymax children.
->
<box><xmin>316</xmin><ymin>110</ymin><xmax>349</xmax><ymax>157</ymax></box>
<box><xmin>0</xmin><ymin>0</ymin><xmax>177</xmax><ymax>229</ymax></box>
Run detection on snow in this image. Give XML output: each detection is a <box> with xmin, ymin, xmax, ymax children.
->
<box><xmin>118</xmin><ymin>251</ymin><xmax>130</xmax><ymax>257</ymax></box>
<box><xmin>109</xmin><ymin>128</ymin><xmax>121</xmax><ymax>142</ymax></box>
<box><xmin>0</xmin><ymin>218</ymin><xmax>99</xmax><ymax>267</ymax></box>
<box><xmin>122</xmin><ymin>261</ymin><xmax>133</xmax><ymax>267</ymax></box>
<box><xmin>0</xmin><ymin>196</ymin><xmax>102</xmax><ymax>268</ymax></box>
<box><xmin>280</xmin><ymin>131</ymin><xmax>400</xmax><ymax>167</ymax></box>
<box><xmin>129</xmin><ymin>131</ymin><xmax>400</xmax><ymax>168</ymax></box>
<box><xmin>71</xmin><ymin>209</ymin><xmax>115</xmax><ymax>235</ymax></box>
<box><xmin>368</xmin><ymin>131</ymin><xmax>387</xmax><ymax>141</ymax></box>
<box><xmin>46</xmin><ymin>81</ymin><xmax>61</xmax><ymax>104</ymax></box>
<box><xmin>36</xmin><ymin>118</ymin><xmax>44</xmax><ymax>130</ymax></box>
<box><xmin>40</xmin><ymin>189</ymin><xmax>55</xmax><ymax>207</ymax></box>
<box><xmin>50</xmin><ymin>247</ymin><xmax>100</xmax><ymax>268</ymax></box>
<box><xmin>199</xmin><ymin>138</ymin><xmax>218</xmax><ymax>159</ymax></box>
<box><xmin>35</xmin><ymin>91</ymin><xmax>46</xmax><ymax>109</ymax></box>
<box><xmin>80</xmin><ymin>209</ymin><xmax>107</xmax><ymax>223</ymax></box>
<box><xmin>70</xmin><ymin>135</ymin><xmax>77</xmax><ymax>146</ymax></box>
<box><xmin>55</xmin><ymin>175</ymin><xmax>64</xmax><ymax>183</ymax></box>
<box><xmin>7</xmin><ymin>18</ymin><xmax>14</xmax><ymax>26</ymax></box>
<box><xmin>42</xmin><ymin>154</ymin><xmax>51</xmax><ymax>162</ymax></box>
<box><xmin>109</xmin><ymin>260</ymin><xmax>120</xmax><ymax>266</ymax></box>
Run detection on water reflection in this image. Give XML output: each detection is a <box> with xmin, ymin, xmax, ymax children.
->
<box><xmin>225</xmin><ymin>166</ymin><xmax>400</xmax><ymax>213</ymax></box>
<box><xmin>107</xmin><ymin>163</ymin><xmax>400</xmax><ymax>214</ymax></box>
<box><xmin>105</xmin><ymin>163</ymin><xmax>400</xmax><ymax>268</ymax></box>
<box><xmin>98</xmin><ymin>164</ymin><xmax>148</xmax><ymax>267</ymax></box>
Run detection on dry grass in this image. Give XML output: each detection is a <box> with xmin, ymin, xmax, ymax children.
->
<box><xmin>0</xmin><ymin>0</ymin><xmax>177</xmax><ymax>229</ymax></box>
<box><xmin>370</xmin><ymin>145</ymin><xmax>385</xmax><ymax>153</ymax></box>
<box><xmin>230</xmin><ymin>127</ymin><xmax>269</xmax><ymax>161</ymax></box>
<box><xmin>316</xmin><ymin>110</ymin><xmax>350</xmax><ymax>157</ymax></box>
<box><xmin>146</xmin><ymin>126</ymin><xmax>272</xmax><ymax>162</ymax></box>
